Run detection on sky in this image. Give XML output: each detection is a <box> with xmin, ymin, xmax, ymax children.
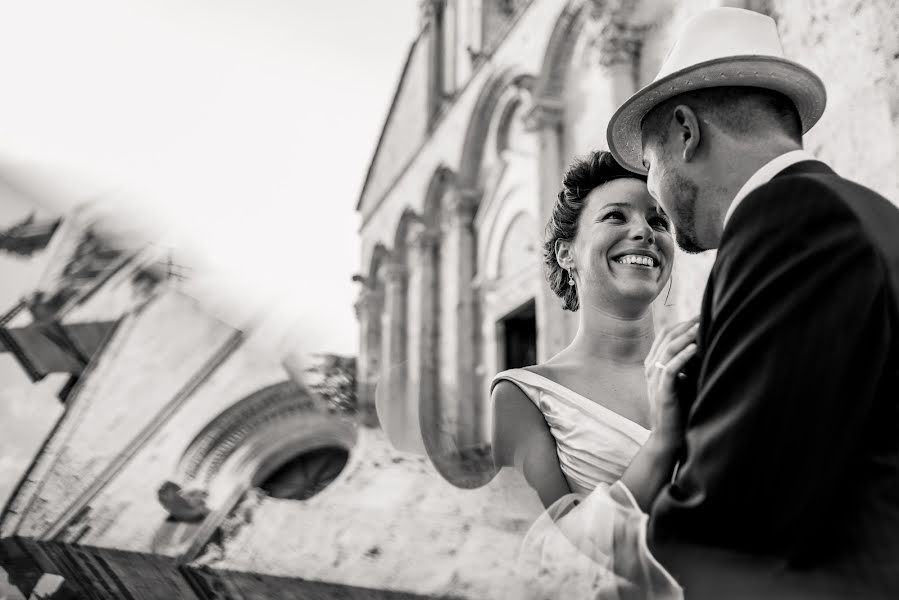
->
<box><xmin>0</xmin><ymin>0</ymin><xmax>420</xmax><ymax>551</ymax></box>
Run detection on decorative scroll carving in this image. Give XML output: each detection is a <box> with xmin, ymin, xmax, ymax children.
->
<box><xmin>589</xmin><ymin>0</ymin><xmax>648</xmax><ymax>68</ymax></box>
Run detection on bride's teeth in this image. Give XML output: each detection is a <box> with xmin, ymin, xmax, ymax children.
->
<box><xmin>615</xmin><ymin>254</ymin><xmax>656</xmax><ymax>266</ymax></box>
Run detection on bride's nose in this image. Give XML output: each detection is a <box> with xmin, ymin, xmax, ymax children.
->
<box><xmin>631</xmin><ymin>218</ymin><xmax>654</xmax><ymax>243</ymax></box>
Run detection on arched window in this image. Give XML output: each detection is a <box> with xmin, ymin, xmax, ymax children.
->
<box><xmin>162</xmin><ymin>381</ymin><xmax>358</xmax><ymax>513</ymax></box>
<box><xmin>257</xmin><ymin>446</ymin><xmax>350</xmax><ymax>501</ymax></box>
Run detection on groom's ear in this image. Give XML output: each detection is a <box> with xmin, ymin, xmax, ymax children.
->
<box><xmin>673</xmin><ymin>105</ymin><xmax>701</xmax><ymax>163</ymax></box>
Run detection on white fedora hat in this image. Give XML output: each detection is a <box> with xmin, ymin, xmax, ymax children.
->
<box><xmin>607</xmin><ymin>7</ymin><xmax>827</xmax><ymax>174</ymax></box>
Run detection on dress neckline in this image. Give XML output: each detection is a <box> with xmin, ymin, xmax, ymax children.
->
<box><xmin>495</xmin><ymin>368</ymin><xmax>651</xmax><ymax>436</ymax></box>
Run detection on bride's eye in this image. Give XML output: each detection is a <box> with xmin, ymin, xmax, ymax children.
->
<box><xmin>651</xmin><ymin>216</ymin><xmax>669</xmax><ymax>231</ymax></box>
<box><xmin>602</xmin><ymin>210</ymin><xmax>625</xmax><ymax>222</ymax></box>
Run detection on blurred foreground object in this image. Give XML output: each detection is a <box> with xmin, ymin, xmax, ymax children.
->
<box><xmin>0</xmin><ymin>199</ymin><xmax>543</xmax><ymax>599</ymax></box>
<box><xmin>0</xmin><ymin>213</ymin><xmax>60</xmax><ymax>257</ymax></box>
<box><xmin>376</xmin><ymin>360</ymin><xmax>500</xmax><ymax>489</ymax></box>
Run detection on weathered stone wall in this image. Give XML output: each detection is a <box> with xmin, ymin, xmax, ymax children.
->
<box><xmin>774</xmin><ymin>0</ymin><xmax>899</xmax><ymax>203</ymax></box>
<box><xmin>359</xmin><ymin>34</ymin><xmax>431</xmax><ymax>218</ymax></box>
<box><xmin>358</xmin><ymin>0</ymin><xmax>568</xmax><ymax>268</ymax></box>
<box><xmin>481</xmin><ymin>0</ymin><xmax>533</xmax><ymax>54</ymax></box>
<box><xmin>3</xmin><ymin>290</ymin><xmax>239</xmax><ymax>540</ymax></box>
<box><xmin>213</xmin><ymin>428</ymin><xmax>541</xmax><ymax>599</ymax></box>
<box><xmin>77</xmin><ymin>327</ymin><xmax>287</xmax><ymax>555</ymax></box>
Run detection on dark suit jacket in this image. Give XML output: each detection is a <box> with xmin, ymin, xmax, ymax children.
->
<box><xmin>649</xmin><ymin>161</ymin><xmax>899</xmax><ymax>599</ymax></box>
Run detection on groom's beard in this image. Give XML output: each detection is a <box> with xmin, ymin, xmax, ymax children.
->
<box><xmin>670</xmin><ymin>173</ymin><xmax>706</xmax><ymax>254</ymax></box>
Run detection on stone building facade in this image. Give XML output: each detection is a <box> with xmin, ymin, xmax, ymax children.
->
<box><xmin>0</xmin><ymin>206</ymin><xmax>543</xmax><ymax>599</ymax></box>
<box><xmin>356</xmin><ymin>0</ymin><xmax>899</xmax><ymax>451</ymax></box>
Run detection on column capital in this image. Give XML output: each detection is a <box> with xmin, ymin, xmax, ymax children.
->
<box><xmin>410</xmin><ymin>226</ymin><xmax>441</xmax><ymax>253</ymax></box>
<box><xmin>447</xmin><ymin>190</ymin><xmax>479</xmax><ymax>226</ymax></box>
<box><xmin>523</xmin><ymin>99</ymin><xmax>565</xmax><ymax>131</ymax></box>
<box><xmin>382</xmin><ymin>260</ymin><xmax>406</xmax><ymax>284</ymax></box>
<box><xmin>589</xmin><ymin>0</ymin><xmax>647</xmax><ymax>69</ymax></box>
<box><xmin>418</xmin><ymin>0</ymin><xmax>445</xmax><ymax>27</ymax></box>
<box><xmin>354</xmin><ymin>288</ymin><xmax>384</xmax><ymax>320</ymax></box>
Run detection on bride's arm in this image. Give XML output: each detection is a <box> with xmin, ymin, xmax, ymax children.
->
<box><xmin>618</xmin><ymin>431</ymin><xmax>683</xmax><ymax>512</ymax></box>
<box><xmin>492</xmin><ymin>381</ymin><xmax>571</xmax><ymax>508</ymax></box>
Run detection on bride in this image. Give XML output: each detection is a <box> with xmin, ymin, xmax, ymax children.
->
<box><xmin>492</xmin><ymin>150</ymin><xmax>695</xmax><ymax>597</ymax></box>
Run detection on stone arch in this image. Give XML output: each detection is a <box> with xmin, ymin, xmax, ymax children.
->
<box><xmin>481</xmin><ymin>190</ymin><xmax>536</xmax><ymax>281</ymax></box>
<box><xmin>458</xmin><ymin>67</ymin><xmax>535</xmax><ymax>192</ymax></box>
<box><xmin>392</xmin><ymin>208</ymin><xmax>423</xmax><ymax>260</ymax></box>
<box><xmin>533</xmin><ymin>0</ymin><xmax>589</xmax><ymax>106</ymax></box>
<box><xmin>495</xmin><ymin>95</ymin><xmax>527</xmax><ymax>156</ymax></box>
<box><xmin>367</xmin><ymin>243</ymin><xmax>390</xmax><ymax>284</ymax></box>
<box><xmin>157</xmin><ymin>381</ymin><xmax>358</xmax><ymax>560</ymax></box>
<box><xmin>423</xmin><ymin>165</ymin><xmax>456</xmax><ymax>227</ymax></box>
<box><xmin>496</xmin><ymin>211</ymin><xmax>539</xmax><ymax>280</ymax></box>
<box><xmin>173</xmin><ymin>381</ymin><xmax>356</xmax><ymax>493</ymax></box>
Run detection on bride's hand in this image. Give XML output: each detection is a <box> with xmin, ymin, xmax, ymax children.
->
<box><xmin>645</xmin><ymin>316</ymin><xmax>699</xmax><ymax>444</ymax></box>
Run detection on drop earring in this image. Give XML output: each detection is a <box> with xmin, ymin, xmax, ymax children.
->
<box><xmin>568</xmin><ymin>269</ymin><xmax>575</xmax><ymax>287</ymax></box>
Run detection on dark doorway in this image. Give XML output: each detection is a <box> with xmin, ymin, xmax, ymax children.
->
<box><xmin>500</xmin><ymin>299</ymin><xmax>537</xmax><ymax>370</ymax></box>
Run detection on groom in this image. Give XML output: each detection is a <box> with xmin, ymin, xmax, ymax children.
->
<box><xmin>607</xmin><ymin>8</ymin><xmax>899</xmax><ymax>599</ymax></box>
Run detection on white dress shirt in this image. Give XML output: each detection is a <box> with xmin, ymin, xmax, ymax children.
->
<box><xmin>722</xmin><ymin>149</ymin><xmax>818</xmax><ymax>229</ymax></box>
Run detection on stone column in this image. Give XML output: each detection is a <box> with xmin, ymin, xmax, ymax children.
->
<box><xmin>439</xmin><ymin>189</ymin><xmax>480</xmax><ymax>448</ymax></box>
<box><xmin>378</xmin><ymin>259</ymin><xmax>409</xmax><ymax>447</ymax></box>
<box><xmin>526</xmin><ymin>100</ymin><xmax>575</xmax><ymax>361</ymax></box>
<box><xmin>354</xmin><ymin>286</ymin><xmax>383</xmax><ymax>425</ymax></box>
<box><xmin>405</xmin><ymin>224</ymin><xmax>441</xmax><ymax>453</ymax></box>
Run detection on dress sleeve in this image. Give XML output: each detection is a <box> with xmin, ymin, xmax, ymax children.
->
<box><xmin>515</xmin><ymin>481</ymin><xmax>682</xmax><ymax>599</ymax></box>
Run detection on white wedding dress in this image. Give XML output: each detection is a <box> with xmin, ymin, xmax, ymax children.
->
<box><xmin>492</xmin><ymin>369</ymin><xmax>682</xmax><ymax>599</ymax></box>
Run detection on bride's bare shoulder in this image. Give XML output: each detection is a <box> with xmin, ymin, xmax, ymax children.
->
<box><xmin>520</xmin><ymin>356</ymin><xmax>580</xmax><ymax>383</ymax></box>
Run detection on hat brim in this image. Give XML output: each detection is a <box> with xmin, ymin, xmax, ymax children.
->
<box><xmin>607</xmin><ymin>56</ymin><xmax>827</xmax><ymax>174</ymax></box>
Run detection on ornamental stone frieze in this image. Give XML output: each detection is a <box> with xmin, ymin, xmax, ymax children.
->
<box><xmin>589</xmin><ymin>0</ymin><xmax>648</xmax><ymax>69</ymax></box>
